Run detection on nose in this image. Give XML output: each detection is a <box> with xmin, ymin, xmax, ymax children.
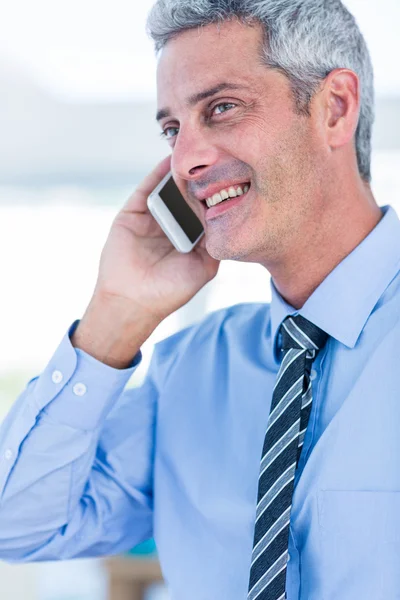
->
<box><xmin>170</xmin><ymin>123</ymin><xmax>220</xmax><ymax>182</ymax></box>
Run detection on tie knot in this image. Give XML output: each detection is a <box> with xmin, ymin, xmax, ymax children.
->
<box><xmin>279</xmin><ymin>314</ymin><xmax>329</xmax><ymax>357</ymax></box>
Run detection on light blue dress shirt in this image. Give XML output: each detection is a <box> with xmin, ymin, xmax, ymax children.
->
<box><xmin>0</xmin><ymin>204</ymin><xmax>400</xmax><ymax>600</ymax></box>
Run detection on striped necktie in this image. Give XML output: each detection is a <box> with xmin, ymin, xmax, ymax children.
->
<box><xmin>247</xmin><ymin>314</ymin><xmax>329</xmax><ymax>600</ymax></box>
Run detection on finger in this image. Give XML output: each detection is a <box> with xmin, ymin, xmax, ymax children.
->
<box><xmin>198</xmin><ymin>233</ymin><xmax>207</xmax><ymax>249</ymax></box>
<box><xmin>122</xmin><ymin>154</ymin><xmax>172</xmax><ymax>214</ymax></box>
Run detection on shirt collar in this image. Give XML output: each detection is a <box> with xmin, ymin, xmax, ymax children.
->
<box><xmin>270</xmin><ymin>204</ymin><xmax>400</xmax><ymax>362</ymax></box>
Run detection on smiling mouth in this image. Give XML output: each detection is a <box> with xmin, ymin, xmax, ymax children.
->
<box><xmin>202</xmin><ymin>182</ymin><xmax>251</xmax><ymax>209</ymax></box>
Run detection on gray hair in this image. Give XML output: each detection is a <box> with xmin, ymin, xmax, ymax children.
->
<box><xmin>146</xmin><ymin>0</ymin><xmax>374</xmax><ymax>182</ymax></box>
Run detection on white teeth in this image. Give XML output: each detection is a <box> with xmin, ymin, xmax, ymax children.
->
<box><xmin>205</xmin><ymin>182</ymin><xmax>250</xmax><ymax>208</ymax></box>
<box><xmin>228</xmin><ymin>187</ymin><xmax>237</xmax><ymax>198</ymax></box>
<box><xmin>212</xmin><ymin>193</ymin><xmax>222</xmax><ymax>205</ymax></box>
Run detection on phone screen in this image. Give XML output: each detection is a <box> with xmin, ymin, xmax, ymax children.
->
<box><xmin>159</xmin><ymin>176</ymin><xmax>204</xmax><ymax>243</ymax></box>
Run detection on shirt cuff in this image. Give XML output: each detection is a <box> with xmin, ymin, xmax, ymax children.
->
<box><xmin>32</xmin><ymin>319</ymin><xmax>143</xmax><ymax>430</ymax></box>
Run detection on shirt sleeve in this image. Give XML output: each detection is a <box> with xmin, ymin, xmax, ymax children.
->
<box><xmin>0</xmin><ymin>318</ymin><xmax>160</xmax><ymax>562</ymax></box>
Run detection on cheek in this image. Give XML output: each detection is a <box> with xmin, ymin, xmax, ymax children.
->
<box><xmin>218</xmin><ymin>121</ymin><xmax>271</xmax><ymax>167</ymax></box>
<box><xmin>270</xmin><ymin>120</ymin><xmax>315</xmax><ymax>174</ymax></box>
<box><xmin>254</xmin><ymin>128</ymin><xmax>316</xmax><ymax>200</ymax></box>
<box><xmin>245</xmin><ymin>113</ymin><xmax>299</xmax><ymax>171</ymax></box>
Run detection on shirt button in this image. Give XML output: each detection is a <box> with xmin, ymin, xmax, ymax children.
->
<box><xmin>4</xmin><ymin>449</ymin><xmax>13</xmax><ymax>460</ymax></box>
<box><xmin>52</xmin><ymin>370</ymin><xmax>63</xmax><ymax>384</ymax></box>
<box><xmin>287</xmin><ymin>552</ymin><xmax>291</xmax><ymax>562</ymax></box>
<box><xmin>310</xmin><ymin>369</ymin><xmax>317</xmax><ymax>381</ymax></box>
<box><xmin>73</xmin><ymin>383</ymin><xmax>87</xmax><ymax>396</ymax></box>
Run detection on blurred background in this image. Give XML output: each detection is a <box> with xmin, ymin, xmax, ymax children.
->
<box><xmin>0</xmin><ymin>0</ymin><xmax>399</xmax><ymax>598</ymax></box>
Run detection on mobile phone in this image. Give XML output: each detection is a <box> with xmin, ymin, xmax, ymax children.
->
<box><xmin>147</xmin><ymin>170</ymin><xmax>205</xmax><ymax>253</ymax></box>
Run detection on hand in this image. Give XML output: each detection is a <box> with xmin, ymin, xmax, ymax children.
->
<box><xmin>92</xmin><ymin>154</ymin><xmax>220</xmax><ymax>324</ymax></box>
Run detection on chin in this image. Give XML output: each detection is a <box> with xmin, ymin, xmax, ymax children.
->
<box><xmin>205</xmin><ymin>237</ymin><xmax>252</xmax><ymax>262</ymax></box>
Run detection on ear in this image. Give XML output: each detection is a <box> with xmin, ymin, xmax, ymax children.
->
<box><xmin>320</xmin><ymin>68</ymin><xmax>360</xmax><ymax>150</ymax></box>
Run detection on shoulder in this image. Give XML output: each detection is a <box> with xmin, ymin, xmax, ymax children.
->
<box><xmin>151</xmin><ymin>301</ymin><xmax>271</xmax><ymax>382</ymax></box>
<box><xmin>157</xmin><ymin>301</ymin><xmax>270</xmax><ymax>349</ymax></box>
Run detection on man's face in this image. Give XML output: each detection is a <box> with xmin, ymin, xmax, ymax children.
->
<box><xmin>156</xmin><ymin>19</ymin><xmax>325</xmax><ymax>264</ymax></box>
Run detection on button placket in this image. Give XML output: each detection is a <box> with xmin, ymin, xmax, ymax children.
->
<box><xmin>72</xmin><ymin>383</ymin><xmax>87</xmax><ymax>396</ymax></box>
<box><xmin>4</xmin><ymin>449</ymin><xmax>13</xmax><ymax>460</ymax></box>
<box><xmin>51</xmin><ymin>370</ymin><xmax>63</xmax><ymax>384</ymax></box>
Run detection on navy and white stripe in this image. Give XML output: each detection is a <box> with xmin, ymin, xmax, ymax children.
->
<box><xmin>247</xmin><ymin>314</ymin><xmax>328</xmax><ymax>600</ymax></box>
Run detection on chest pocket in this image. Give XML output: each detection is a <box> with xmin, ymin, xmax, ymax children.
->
<box><xmin>317</xmin><ymin>489</ymin><xmax>400</xmax><ymax>600</ymax></box>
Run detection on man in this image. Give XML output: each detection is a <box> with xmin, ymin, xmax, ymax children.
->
<box><xmin>0</xmin><ymin>1</ymin><xmax>399</xmax><ymax>599</ymax></box>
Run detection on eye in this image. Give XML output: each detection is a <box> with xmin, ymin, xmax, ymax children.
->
<box><xmin>211</xmin><ymin>101</ymin><xmax>237</xmax><ymax>116</ymax></box>
<box><xmin>159</xmin><ymin>101</ymin><xmax>237</xmax><ymax>141</ymax></box>
<box><xmin>159</xmin><ymin>126</ymin><xmax>179</xmax><ymax>140</ymax></box>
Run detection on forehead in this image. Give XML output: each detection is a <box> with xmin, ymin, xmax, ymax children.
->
<box><xmin>156</xmin><ymin>19</ymin><xmax>265</xmax><ymax>99</ymax></box>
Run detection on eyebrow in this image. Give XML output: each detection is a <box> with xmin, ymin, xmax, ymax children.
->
<box><xmin>155</xmin><ymin>82</ymin><xmax>249</xmax><ymax>122</ymax></box>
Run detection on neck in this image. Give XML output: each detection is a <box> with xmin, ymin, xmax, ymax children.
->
<box><xmin>268</xmin><ymin>180</ymin><xmax>383</xmax><ymax>310</ymax></box>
